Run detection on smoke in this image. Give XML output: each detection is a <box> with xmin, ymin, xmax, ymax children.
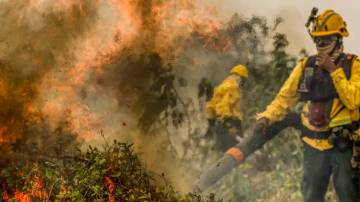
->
<box><xmin>0</xmin><ymin>0</ymin><xmax>281</xmax><ymax>194</ymax></box>
<box><xmin>0</xmin><ymin>0</ymin><xmax>101</xmax><ymax>163</ymax></box>
<box><xmin>218</xmin><ymin>0</ymin><xmax>360</xmax><ymax>55</ymax></box>
<box><xmin>0</xmin><ymin>0</ymin><xmax>219</xmax><ymax>187</ymax></box>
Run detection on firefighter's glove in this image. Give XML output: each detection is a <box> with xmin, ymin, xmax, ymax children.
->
<box><xmin>317</xmin><ymin>53</ymin><xmax>338</xmax><ymax>73</ymax></box>
<box><xmin>254</xmin><ymin>118</ymin><xmax>269</xmax><ymax>135</ymax></box>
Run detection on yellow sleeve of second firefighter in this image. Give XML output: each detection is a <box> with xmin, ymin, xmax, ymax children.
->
<box><xmin>257</xmin><ymin>59</ymin><xmax>306</xmax><ymax>123</ymax></box>
<box><xmin>331</xmin><ymin>58</ymin><xmax>360</xmax><ymax>110</ymax></box>
<box><xmin>206</xmin><ymin>76</ymin><xmax>242</xmax><ymax>120</ymax></box>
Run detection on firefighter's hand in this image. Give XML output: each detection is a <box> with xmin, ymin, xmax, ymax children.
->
<box><xmin>316</xmin><ymin>53</ymin><xmax>338</xmax><ymax>73</ymax></box>
<box><xmin>254</xmin><ymin>117</ymin><xmax>269</xmax><ymax>135</ymax></box>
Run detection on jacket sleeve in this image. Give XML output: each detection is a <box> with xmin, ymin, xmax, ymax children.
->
<box><xmin>331</xmin><ymin>58</ymin><xmax>360</xmax><ymax>110</ymax></box>
<box><xmin>257</xmin><ymin>60</ymin><xmax>304</xmax><ymax>123</ymax></box>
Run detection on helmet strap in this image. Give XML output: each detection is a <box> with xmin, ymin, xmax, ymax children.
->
<box><xmin>329</xmin><ymin>36</ymin><xmax>343</xmax><ymax>56</ymax></box>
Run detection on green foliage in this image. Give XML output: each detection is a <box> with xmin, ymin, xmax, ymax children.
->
<box><xmin>1</xmin><ymin>141</ymin><xmax>223</xmax><ymax>202</ymax></box>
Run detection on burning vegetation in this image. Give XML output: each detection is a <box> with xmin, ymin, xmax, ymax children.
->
<box><xmin>1</xmin><ymin>141</ymin><xmax>221</xmax><ymax>201</ymax></box>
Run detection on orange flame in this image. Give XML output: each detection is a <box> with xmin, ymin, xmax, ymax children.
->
<box><xmin>31</xmin><ymin>176</ymin><xmax>48</xmax><ymax>200</ymax></box>
<box><xmin>14</xmin><ymin>191</ymin><xmax>31</xmax><ymax>202</ymax></box>
<box><xmin>104</xmin><ymin>176</ymin><xmax>116</xmax><ymax>202</ymax></box>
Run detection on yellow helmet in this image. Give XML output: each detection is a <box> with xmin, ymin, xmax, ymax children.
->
<box><xmin>310</xmin><ymin>9</ymin><xmax>349</xmax><ymax>37</ymax></box>
<box><xmin>230</xmin><ymin>64</ymin><xmax>248</xmax><ymax>78</ymax></box>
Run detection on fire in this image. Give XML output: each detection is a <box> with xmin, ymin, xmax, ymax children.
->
<box><xmin>0</xmin><ymin>0</ymin><xmax>220</xmax><ymax>157</ymax></box>
<box><xmin>29</xmin><ymin>0</ymin><xmax>226</xmax><ymax>143</ymax></box>
<box><xmin>0</xmin><ymin>0</ymin><xmax>237</xmax><ymax>198</ymax></box>
<box><xmin>104</xmin><ymin>176</ymin><xmax>116</xmax><ymax>202</ymax></box>
<box><xmin>31</xmin><ymin>176</ymin><xmax>48</xmax><ymax>200</ymax></box>
<box><xmin>4</xmin><ymin>174</ymin><xmax>47</xmax><ymax>202</ymax></box>
<box><xmin>14</xmin><ymin>192</ymin><xmax>31</xmax><ymax>202</ymax></box>
<box><xmin>0</xmin><ymin>126</ymin><xmax>8</xmax><ymax>144</ymax></box>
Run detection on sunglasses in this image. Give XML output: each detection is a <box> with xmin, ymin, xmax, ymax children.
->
<box><xmin>313</xmin><ymin>36</ymin><xmax>338</xmax><ymax>46</ymax></box>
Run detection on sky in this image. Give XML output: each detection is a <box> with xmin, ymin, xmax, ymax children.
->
<box><xmin>212</xmin><ymin>0</ymin><xmax>360</xmax><ymax>55</ymax></box>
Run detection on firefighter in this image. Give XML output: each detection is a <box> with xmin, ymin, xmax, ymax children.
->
<box><xmin>205</xmin><ymin>64</ymin><xmax>248</xmax><ymax>152</ymax></box>
<box><xmin>255</xmin><ymin>9</ymin><xmax>360</xmax><ymax>202</ymax></box>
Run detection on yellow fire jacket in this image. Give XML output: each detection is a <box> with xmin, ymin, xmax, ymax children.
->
<box><xmin>206</xmin><ymin>75</ymin><xmax>243</xmax><ymax>121</ymax></box>
<box><xmin>257</xmin><ymin>56</ymin><xmax>360</xmax><ymax>150</ymax></box>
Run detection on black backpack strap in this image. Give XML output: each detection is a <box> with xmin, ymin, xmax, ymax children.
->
<box><xmin>339</xmin><ymin>53</ymin><xmax>357</xmax><ymax>79</ymax></box>
<box><xmin>305</xmin><ymin>55</ymin><xmax>317</xmax><ymax>68</ymax></box>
